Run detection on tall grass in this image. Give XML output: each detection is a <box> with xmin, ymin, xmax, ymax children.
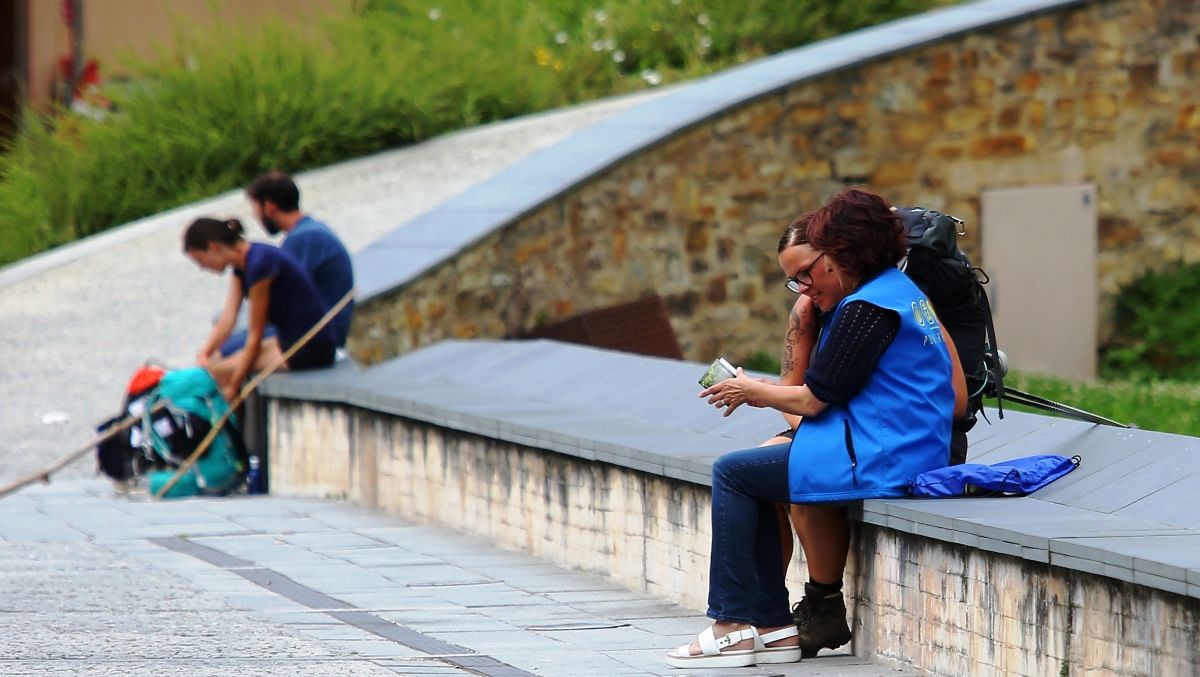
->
<box><xmin>0</xmin><ymin>0</ymin><xmax>954</xmax><ymax>266</ymax></box>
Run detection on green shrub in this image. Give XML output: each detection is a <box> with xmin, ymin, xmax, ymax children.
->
<box><xmin>0</xmin><ymin>0</ymin><xmax>955</xmax><ymax>266</ymax></box>
<box><xmin>1101</xmin><ymin>262</ymin><xmax>1200</xmax><ymax>380</ymax></box>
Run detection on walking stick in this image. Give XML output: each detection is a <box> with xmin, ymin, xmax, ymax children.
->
<box><xmin>0</xmin><ymin>403</ymin><xmax>166</xmax><ymax>499</ymax></box>
<box><xmin>153</xmin><ymin>288</ymin><xmax>355</xmax><ymax>498</ymax></box>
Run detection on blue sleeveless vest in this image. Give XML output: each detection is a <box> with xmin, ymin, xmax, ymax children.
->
<box><xmin>788</xmin><ymin>267</ymin><xmax>955</xmax><ymax>503</ymax></box>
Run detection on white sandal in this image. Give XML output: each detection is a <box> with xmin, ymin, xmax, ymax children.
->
<box><xmin>664</xmin><ymin>625</ymin><xmax>759</xmax><ymax>668</ymax></box>
<box><xmin>754</xmin><ymin>625</ymin><xmax>802</xmax><ymax>664</ymax></box>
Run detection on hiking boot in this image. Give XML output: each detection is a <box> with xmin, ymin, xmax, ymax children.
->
<box><xmin>791</xmin><ymin>585</ymin><xmax>852</xmax><ymax>658</ymax></box>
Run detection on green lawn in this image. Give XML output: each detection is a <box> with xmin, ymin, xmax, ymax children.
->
<box><xmin>1001</xmin><ymin>372</ymin><xmax>1200</xmax><ymax>437</ymax></box>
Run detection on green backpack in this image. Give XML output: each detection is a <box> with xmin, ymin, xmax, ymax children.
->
<box><xmin>140</xmin><ymin>368</ymin><xmax>247</xmax><ymax>498</ymax></box>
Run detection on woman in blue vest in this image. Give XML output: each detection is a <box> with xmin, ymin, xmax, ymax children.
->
<box><xmin>666</xmin><ymin>189</ymin><xmax>966</xmax><ymax>668</ymax></box>
<box><xmin>184</xmin><ymin>217</ymin><xmax>337</xmax><ymax>401</ymax></box>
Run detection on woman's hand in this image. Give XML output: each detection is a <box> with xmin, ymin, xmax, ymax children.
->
<box><xmin>222</xmin><ymin>379</ymin><xmax>241</xmax><ymax>404</ymax></box>
<box><xmin>196</xmin><ymin>350</ymin><xmax>211</xmax><ymax>369</ymax></box>
<box><xmin>699</xmin><ymin>368</ymin><xmax>764</xmax><ymax>417</ymax></box>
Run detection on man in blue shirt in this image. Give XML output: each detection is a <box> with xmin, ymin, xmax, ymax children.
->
<box><xmin>220</xmin><ymin>172</ymin><xmax>355</xmax><ymax>355</ymax></box>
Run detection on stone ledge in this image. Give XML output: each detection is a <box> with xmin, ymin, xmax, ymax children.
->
<box><xmin>260</xmin><ymin>339</ymin><xmax>1200</xmax><ymax>599</ymax></box>
<box><xmin>259</xmin><ymin>377</ymin><xmax>1200</xmax><ymax>675</ymax></box>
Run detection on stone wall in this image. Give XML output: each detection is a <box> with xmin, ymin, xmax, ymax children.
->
<box><xmin>349</xmin><ymin>0</ymin><xmax>1200</xmax><ymax>365</ymax></box>
<box><xmin>269</xmin><ymin>399</ymin><xmax>718</xmax><ymax>607</ymax></box>
<box><xmin>269</xmin><ymin>397</ymin><xmax>1200</xmax><ymax>676</ymax></box>
<box><xmin>854</xmin><ymin>525</ymin><xmax>1200</xmax><ymax>677</ymax></box>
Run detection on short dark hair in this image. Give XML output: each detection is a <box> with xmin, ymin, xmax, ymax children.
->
<box><xmin>777</xmin><ymin>212</ymin><xmax>813</xmax><ymax>253</ymax></box>
<box><xmin>247</xmin><ymin>171</ymin><xmax>300</xmax><ymax>212</ymax></box>
<box><xmin>807</xmin><ymin>188</ymin><xmax>906</xmax><ymax>281</ymax></box>
<box><xmin>183</xmin><ymin>217</ymin><xmax>244</xmax><ymax>252</ymax></box>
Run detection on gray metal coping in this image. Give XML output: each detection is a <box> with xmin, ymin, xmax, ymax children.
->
<box><xmin>354</xmin><ymin>0</ymin><xmax>1088</xmax><ymax>302</ymax></box>
<box><xmin>260</xmin><ymin>339</ymin><xmax>1200</xmax><ymax>600</ymax></box>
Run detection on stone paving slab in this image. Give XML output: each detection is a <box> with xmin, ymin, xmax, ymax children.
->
<box><xmin>0</xmin><ymin>479</ymin><xmax>910</xmax><ymax>676</ymax></box>
<box><xmin>0</xmin><ymin>660</ymin><xmax>420</xmax><ymax>677</ymax></box>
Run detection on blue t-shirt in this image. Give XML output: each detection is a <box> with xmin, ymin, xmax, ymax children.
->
<box><xmin>282</xmin><ymin>216</ymin><xmax>354</xmax><ymax>346</ymax></box>
<box><xmin>234</xmin><ymin>243</ymin><xmax>335</xmax><ymax>350</ymax></box>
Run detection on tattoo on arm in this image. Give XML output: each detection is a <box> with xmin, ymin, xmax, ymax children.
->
<box><xmin>781</xmin><ymin>307</ymin><xmax>806</xmax><ymax>377</ymax></box>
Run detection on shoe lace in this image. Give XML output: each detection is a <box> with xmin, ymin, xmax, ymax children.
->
<box><xmin>791</xmin><ymin>596</ymin><xmax>814</xmax><ymax>625</ymax></box>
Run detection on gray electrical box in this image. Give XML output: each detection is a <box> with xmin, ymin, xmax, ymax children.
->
<box><xmin>982</xmin><ymin>184</ymin><xmax>1098</xmax><ymax>381</ymax></box>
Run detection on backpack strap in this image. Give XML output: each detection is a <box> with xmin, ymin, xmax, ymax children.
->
<box><xmin>975</xmin><ymin>277</ymin><xmax>1005</xmax><ymax>419</ymax></box>
<box><xmin>141</xmin><ymin>393</ymin><xmax>192</xmax><ymax>465</ymax></box>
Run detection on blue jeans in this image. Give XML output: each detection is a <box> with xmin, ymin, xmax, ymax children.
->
<box><xmin>707</xmin><ymin>442</ymin><xmax>793</xmax><ymax>626</ymax></box>
<box><xmin>219</xmin><ymin>326</ymin><xmax>278</xmax><ymax>358</ymax></box>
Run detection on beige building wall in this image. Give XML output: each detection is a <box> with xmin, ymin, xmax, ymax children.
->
<box><xmin>24</xmin><ymin>0</ymin><xmax>345</xmax><ymax>106</ymax></box>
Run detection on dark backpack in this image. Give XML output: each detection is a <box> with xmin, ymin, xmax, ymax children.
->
<box><xmin>96</xmin><ymin>365</ymin><xmax>171</xmax><ymax>482</ymax></box>
<box><xmin>895</xmin><ymin>208</ymin><xmax>1005</xmax><ymax>463</ymax></box>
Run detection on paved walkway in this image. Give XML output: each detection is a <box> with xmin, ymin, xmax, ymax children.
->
<box><xmin>0</xmin><ymin>480</ymin><xmax>908</xmax><ymax>677</ymax></box>
<box><xmin>0</xmin><ymin>90</ymin><xmax>661</xmax><ymax>485</ymax></box>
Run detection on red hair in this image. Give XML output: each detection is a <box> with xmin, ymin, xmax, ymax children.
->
<box><xmin>806</xmin><ymin>189</ymin><xmax>905</xmax><ymax>281</ymax></box>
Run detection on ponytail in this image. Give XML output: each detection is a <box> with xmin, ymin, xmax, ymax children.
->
<box><xmin>183</xmin><ymin>217</ymin><xmax>245</xmax><ymax>252</ymax></box>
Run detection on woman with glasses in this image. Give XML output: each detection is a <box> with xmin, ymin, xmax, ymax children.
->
<box><xmin>756</xmin><ymin>214</ymin><xmax>821</xmax><ymax>580</ymax></box>
<box><xmin>665</xmin><ymin>189</ymin><xmax>966</xmax><ymax>668</ymax></box>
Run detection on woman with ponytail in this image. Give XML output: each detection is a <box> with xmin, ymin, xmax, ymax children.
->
<box><xmin>183</xmin><ymin>217</ymin><xmax>336</xmax><ymax>400</ymax></box>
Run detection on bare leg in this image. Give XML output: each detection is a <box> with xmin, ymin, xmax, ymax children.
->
<box><xmin>205</xmin><ymin>337</ymin><xmax>288</xmax><ymax>394</ymax></box>
<box><xmin>788</xmin><ymin>504</ymin><xmax>853</xmax><ymax>656</ymax></box>
<box><xmin>789</xmin><ymin>504</ymin><xmax>849</xmax><ymax>584</ymax></box>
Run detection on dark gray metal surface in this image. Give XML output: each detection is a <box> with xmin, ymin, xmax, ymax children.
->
<box><xmin>262</xmin><ymin>340</ymin><xmax>1200</xmax><ymax>599</ymax></box>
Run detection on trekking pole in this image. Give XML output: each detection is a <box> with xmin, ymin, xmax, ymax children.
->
<box><xmin>0</xmin><ymin>403</ymin><xmax>168</xmax><ymax>500</ymax></box>
<box><xmin>999</xmin><ymin>385</ymin><xmax>1131</xmax><ymax>428</ymax></box>
<box><xmin>153</xmin><ymin>288</ymin><xmax>355</xmax><ymax>499</ymax></box>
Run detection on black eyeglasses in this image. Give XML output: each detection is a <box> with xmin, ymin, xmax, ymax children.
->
<box><xmin>785</xmin><ymin>252</ymin><xmax>824</xmax><ymax>293</ymax></box>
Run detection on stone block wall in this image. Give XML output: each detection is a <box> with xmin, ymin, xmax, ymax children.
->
<box><xmin>269</xmin><ymin>400</ymin><xmax>720</xmax><ymax>607</ymax></box>
<box><xmin>855</xmin><ymin>527</ymin><xmax>1200</xmax><ymax>677</ymax></box>
<box><xmin>350</xmin><ymin>0</ymin><xmax>1200</xmax><ymax>365</ymax></box>
<box><xmin>269</xmin><ymin>397</ymin><xmax>1200</xmax><ymax>676</ymax></box>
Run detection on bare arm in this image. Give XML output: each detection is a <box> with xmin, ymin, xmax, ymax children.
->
<box><xmin>226</xmin><ymin>278</ymin><xmax>272</xmax><ymax>399</ymax></box>
<box><xmin>779</xmin><ymin>294</ymin><xmax>818</xmax><ymax>428</ymax></box>
<box><xmin>942</xmin><ymin>324</ymin><xmax>968</xmax><ymax>419</ymax></box>
<box><xmin>197</xmin><ymin>278</ymin><xmax>244</xmax><ymax>367</ymax></box>
<box><xmin>704</xmin><ymin>307</ymin><xmax>965</xmax><ymax>422</ymax></box>
<box><xmin>700</xmin><ymin>369</ymin><xmax>829</xmax><ymax>419</ymax></box>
